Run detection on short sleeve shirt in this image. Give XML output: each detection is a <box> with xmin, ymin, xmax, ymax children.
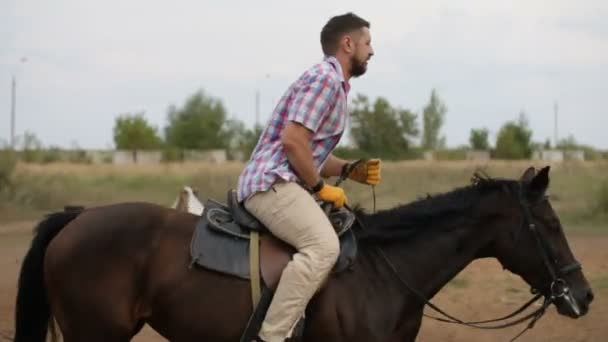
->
<box><xmin>237</xmin><ymin>56</ymin><xmax>350</xmax><ymax>202</ymax></box>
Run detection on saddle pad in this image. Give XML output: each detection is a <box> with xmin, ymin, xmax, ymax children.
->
<box><xmin>190</xmin><ymin>200</ymin><xmax>251</xmax><ymax>279</ymax></box>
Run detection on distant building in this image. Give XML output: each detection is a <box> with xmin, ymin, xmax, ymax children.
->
<box><xmin>532</xmin><ymin>149</ymin><xmax>585</xmax><ymax>162</ymax></box>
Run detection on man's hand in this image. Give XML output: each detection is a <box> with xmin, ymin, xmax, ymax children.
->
<box><xmin>345</xmin><ymin>159</ymin><xmax>381</xmax><ymax>185</ymax></box>
<box><xmin>315</xmin><ymin>181</ymin><xmax>347</xmax><ymax>208</ymax></box>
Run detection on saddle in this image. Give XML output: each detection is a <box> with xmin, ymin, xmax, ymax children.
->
<box><xmin>188</xmin><ymin>189</ymin><xmax>358</xmax><ymax>341</ymax></box>
<box><xmin>189</xmin><ymin>189</ymin><xmax>358</xmax><ymax>291</ymax></box>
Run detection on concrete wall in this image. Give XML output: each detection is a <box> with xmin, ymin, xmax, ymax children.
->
<box><xmin>532</xmin><ymin>149</ymin><xmax>585</xmax><ymax>162</ymax></box>
<box><xmin>532</xmin><ymin>150</ymin><xmax>564</xmax><ymax>162</ymax></box>
<box><xmin>85</xmin><ymin>150</ymin><xmax>113</xmax><ymax>164</ymax></box>
<box><xmin>112</xmin><ymin>150</ymin><xmax>136</xmax><ymax>164</ymax></box>
<box><xmin>135</xmin><ymin>151</ymin><xmax>163</xmax><ymax>164</ymax></box>
<box><xmin>112</xmin><ymin>150</ymin><xmax>162</xmax><ymax>165</ymax></box>
<box><xmin>564</xmin><ymin>150</ymin><xmax>585</xmax><ymax>161</ymax></box>
<box><xmin>183</xmin><ymin>149</ymin><xmax>227</xmax><ymax>163</ymax></box>
<box><xmin>423</xmin><ymin>151</ymin><xmax>434</xmax><ymax>161</ymax></box>
<box><xmin>466</xmin><ymin>150</ymin><xmax>491</xmax><ymax>161</ymax></box>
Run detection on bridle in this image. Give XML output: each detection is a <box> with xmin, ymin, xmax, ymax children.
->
<box><xmin>375</xmin><ymin>183</ymin><xmax>582</xmax><ymax>341</ymax></box>
<box><xmin>515</xmin><ymin>186</ymin><xmax>582</xmax><ymax>305</ymax></box>
<box><xmin>333</xmin><ymin>169</ymin><xmax>583</xmax><ymax>342</ymax></box>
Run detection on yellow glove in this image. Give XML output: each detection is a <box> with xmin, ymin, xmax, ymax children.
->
<box><xmin>346</xmin><ymin>159</ymin><xmax>381</xmax><ymax>185</ymax></box>
<box><xmin>315</xmin><ymin>181</ymin><xmax>347</xmax><ymax>208</ymax></box>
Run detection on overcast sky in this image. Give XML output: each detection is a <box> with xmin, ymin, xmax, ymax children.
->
<box><xmin>2</xmin><ymin>0</ymin><xmax>607</xmax><ymax>149</ymax></box>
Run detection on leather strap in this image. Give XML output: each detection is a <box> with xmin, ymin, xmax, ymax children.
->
<box><xmin>249</xmin><ymin>231</ymin><xmax>261</xmax><ymax>310</ymax></box>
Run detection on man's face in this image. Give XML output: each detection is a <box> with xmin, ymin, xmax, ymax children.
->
<box><xmin>349</xmin><ymin>27</ymin><xmax>374</xmax><ymax>78</ymax></box>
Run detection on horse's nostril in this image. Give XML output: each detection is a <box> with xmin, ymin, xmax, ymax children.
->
<box><xmin>586</xmin><ymin>289</ymin><xmax>595</xmax><ymax>303</ymax></box>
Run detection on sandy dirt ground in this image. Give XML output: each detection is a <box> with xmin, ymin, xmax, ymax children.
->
<box><xmin>1</xmin><ymin>220</ymin><xmax>606</xmax><ymax>342</ymax></box>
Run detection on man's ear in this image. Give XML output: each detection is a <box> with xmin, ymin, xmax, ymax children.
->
<box><xmin>342</xmin><ymin>35</ymin><xmax>354</xmax><ymax>53</ymax></box>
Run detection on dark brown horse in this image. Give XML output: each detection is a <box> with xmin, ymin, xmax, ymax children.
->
<box><xmin>14</xmin><ymin>166</ymin><xmax>593</xmax><ymax>342</ymax></box>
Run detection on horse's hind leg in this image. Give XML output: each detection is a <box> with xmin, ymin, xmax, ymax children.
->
<box><xmin>50</xmin><ymin>288</ymin><xmax>140</xmax><ymax>342</ymax></box>
<box><xmin>53</xmin><ymin>305</ymin><xmax>141</xmax><ymax>342</ymax></box>
<box><xmin>51</xmin><ymin>291</ymin><xmax>140</xmax><ymax>342</ymax></box>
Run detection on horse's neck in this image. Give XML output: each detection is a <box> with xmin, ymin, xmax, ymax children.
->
<box><xmin>357</xmin><ymin>214</ymin><xmax>500</xmax><ymax>327</ymax></box>
<box><xmin>383</xmin><ymin>219</ymin><xmax>497</xmax><ymax>300</ymax></box>
<box><xmin>344</xmin><ymin>188</ymin><xmax>513</xmax><ymax>338</ymax></box>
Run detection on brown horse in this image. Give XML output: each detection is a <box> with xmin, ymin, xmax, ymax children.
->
<box><xmin>14</xmin><ymin>166</ymin><xmax>593</xmax><ymax>342</ymax></box>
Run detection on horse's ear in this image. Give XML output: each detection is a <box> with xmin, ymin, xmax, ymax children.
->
<box><xmin>520</xmin><ymin>167</ymin><xmax>536</xmax><ymax>184</ymax></box>
<box><xmin>527</xmin><ymin>166</ymin><xmax>550</xmax><ymax>199</ymax></box>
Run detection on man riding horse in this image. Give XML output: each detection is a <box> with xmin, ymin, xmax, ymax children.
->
<box><xmin>13</xmin><ymin>11</ymin><xmax>593</xmax><ymax>342</ymax></box>
<box><xmin>236</xmin><ymin>12</ymin><xmax>380</xmax><ymax>342</ymax></box>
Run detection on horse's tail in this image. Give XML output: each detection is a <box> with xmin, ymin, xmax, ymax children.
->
<box><xmin>14</xmin><ymin>209</ymin><xmax>83</xmax><ymax>342</ymax></box>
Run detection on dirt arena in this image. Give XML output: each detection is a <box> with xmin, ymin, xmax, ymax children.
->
<box><xmin>1</xmin><ymin>220</ymin><xmax>606</xmax><ymax>342</ymax></box>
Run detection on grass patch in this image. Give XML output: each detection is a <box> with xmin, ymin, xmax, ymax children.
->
<box><xmin>0</xmin><ymin>149</ymin><xmax>17</xmax><ymax>193</ymax></box>
<box><xmin>594</xmin><ymin>181</ymin><xmax>608</xmax><ymax>216</ymax></box>
<box><xmin>1</xmin><ymin>161</ymin><xmax>607</xmax><ymax>230</ymax></box>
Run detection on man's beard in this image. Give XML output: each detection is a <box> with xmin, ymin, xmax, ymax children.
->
<box><xmin>350</xmin><ymin>55</ymin><xmax>368</xmax><ymax>78</ymax></box>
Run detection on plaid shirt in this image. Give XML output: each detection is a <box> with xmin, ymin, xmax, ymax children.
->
<box><xmin>237</xmin><ymin>56</ymin><xmax>350</xmax><ymax>202</ymax></box>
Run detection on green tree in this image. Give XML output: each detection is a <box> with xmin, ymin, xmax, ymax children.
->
<box><xmin>349</xmin><ymin>94</ymin><xmax>419</xmax><ymax>159</ymax></box>
<box><xmin>223</xmin><ymin>119</ymin><xmax>264</xmax><ymax>160</ymax></box>
<box><xmin>469</xmin><ymin>128</ymin><xmax>489</xmax><ymax>150</ymax></box>
<box><xmin>19</xmin><ymin>131</ymin><xmax>43</xmax><ymax>162</ymax></box>
<box><xmin>494</xmin><ymin>112</ymin><xmax>533</xmax><ymax>159</ymax></box>
<box><xmin>421</xmin><ymin>89</ymin><xmax>447</xmax><ymax>150</ymax></box>
<box><xmin>240</xmin><ymin>124</ymin><xmax>264</xmax><ymax>159</ymax></box>
<box><xmin>164</xmin><ymin>90</ymin><xmax>231</xmax><ymax>149</ymax></box>
<box><xmin>557</xmin><ymin>135</ymin><xmax>578</xmax><ymax>150</ymax></box>
<box><xmin>113</xmin><ymin>113</ymin><xmax>163</xmax><ymax>150</ymax></box>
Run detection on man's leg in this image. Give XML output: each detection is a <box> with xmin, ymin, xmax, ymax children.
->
<box><xmin>244</xmin><ymin>182</ymin><xmax>339</xmax><ymax>342</ymax></box>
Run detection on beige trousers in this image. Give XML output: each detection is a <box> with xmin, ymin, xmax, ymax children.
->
<box><xmin>244</xmin><ymin>181</ymin><xmax>340</xmax><ymax>342</ymax></box>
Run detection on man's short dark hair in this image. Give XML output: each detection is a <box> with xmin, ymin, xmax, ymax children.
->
<box><xmin>320</xmin><ymin>12</ymin><xmax>370</xmax><ymax>56</ymax></box>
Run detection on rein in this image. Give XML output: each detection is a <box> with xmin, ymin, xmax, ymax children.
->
<box><xmin>334</xmin><ymin>159</ymin><xmax>377</xmax><ymax>212</ymax></box>
<box><xmin>376</xmin><ymin>248</ymin><xmax>550</xmax><ymax>341</ymax></box>
<box><xmin>334</xmin><ymin>170</ymin><xmax>581</xmax><ymax>342</ymax></box>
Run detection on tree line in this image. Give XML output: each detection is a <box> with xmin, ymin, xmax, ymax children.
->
<box><xmin>112</xmin><ymin>88</ymin><xmax>597</xmax><ymax>161</ymax></box>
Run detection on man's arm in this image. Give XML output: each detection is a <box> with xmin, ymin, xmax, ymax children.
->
<box><xmin>281</xmin><ymin>122</ymin><xmax>320</xmax><ymax>189</ymax></box>
<box><xmin>320</xmin><ymin>154</ymin><xmax>349</xmax><ymax>178</ymax></box>
<box><xmin>282</xmin><ymin>72</ymin><xmax>340</xmax><ymax>189</ymax></box>
<box><xmin>282</xmin><ymin>123</ymin><xmax>348</xmax><ymax>207</ymax></box>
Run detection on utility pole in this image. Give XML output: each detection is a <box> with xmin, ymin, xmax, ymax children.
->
<box><xmin>10</xmin><ymin>57</ymin><xmax>27</xmax><ymax>149</ymax></box>
<box><xmin>553</xmin><ymin>101</ymin><xmax>559</xmax><ymax>148</ymax></box>
<box><xmin>10</xmin><ymin>76</ymin><xmax>16</xmax><ymax>149</ymax></box>
<box><xmin>255</xmin><ymin>90</ymin><xmax>260</xmax><ymax>127</ymax></box>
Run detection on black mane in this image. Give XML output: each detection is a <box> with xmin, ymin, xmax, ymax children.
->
<box><xmin>354</xmin><ymin>172</ymin><xmax>518</xmax><ymax>242</ymax></box>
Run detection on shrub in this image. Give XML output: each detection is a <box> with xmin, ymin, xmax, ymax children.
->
<box><xmin>595</xmin><ymin>181</ymin><xmax>608</xmax><ymax>216</ymax></box>
<box><xmin>0</xmin><ymin>149</ymin><xmax>17</xmax><ymax>192</ymax></box>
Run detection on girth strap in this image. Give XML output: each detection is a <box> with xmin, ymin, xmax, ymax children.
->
<box><xmin>249</xmin><ymin>231</ymin><xmax>261</xmax><ymax>310</ymax></box>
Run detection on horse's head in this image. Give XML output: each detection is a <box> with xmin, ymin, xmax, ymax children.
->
<box><xmin>490</xmin><ymin>166</ymin><xmax>593</xmax><ymax>318</ymax></box>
